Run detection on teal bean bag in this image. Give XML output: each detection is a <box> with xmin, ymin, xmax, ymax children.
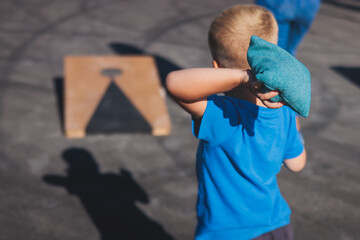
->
<box><xmin>247</xmin><ymin>35</ymin><xmax>311</xmax><ymax>117</ymax></box>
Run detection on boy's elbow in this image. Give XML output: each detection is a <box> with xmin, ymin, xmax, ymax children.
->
<box><xmin>284</xmin><ymin>149</ymin><xmax>307</xmax><ymax>173</ymax></box>
<box><xmin>289</xmin><ymin>161</ymin><xmax>306</xmax><ymax>173</ymax></box>
<box><xmin>165</xmin><ymin>72</ymin><xmax>178</xmax><ymax>96</ymax></box>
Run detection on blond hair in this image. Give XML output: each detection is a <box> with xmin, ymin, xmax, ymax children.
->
<box><xmin>208</xmin><ymin>4</ymin><xmax>278</xmax><ymax>69</ymax></box>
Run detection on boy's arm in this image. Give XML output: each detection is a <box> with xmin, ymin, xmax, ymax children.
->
<box><xmin>166</xmin><ymin>68</ymin><xmax>283</xmax><ymax>119</ymax></box>
<box><xmin>284</xmin><ymin>148</ymin><xmax>306</xmax><ymax>172</ymax></box>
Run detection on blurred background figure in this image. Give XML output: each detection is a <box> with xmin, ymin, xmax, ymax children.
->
<box><xmin>256</xmin><ymin>0</ymin><xmax>321</xmax><ymax>135</ymax></box>
<box><xmin>256</xmin><ymin>0</ymin><xmax>321</xmax><ymax>56</ymax></box>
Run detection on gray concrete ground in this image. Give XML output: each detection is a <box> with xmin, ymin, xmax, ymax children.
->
<box><xmin>0</xmin><ymin>0</ymin><xmax>359</xmax><ymax>239</ymax></box>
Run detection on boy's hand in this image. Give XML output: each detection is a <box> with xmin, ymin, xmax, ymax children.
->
<box><xmin>245</xmin><ymin>70</ymin><xmax>284</xmax><ymax>109</ymax></box>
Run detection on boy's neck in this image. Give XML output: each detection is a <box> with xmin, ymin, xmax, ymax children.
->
<box><xmin>225</xmin><ymin>88</ymin><xmax>267</xmax><ymax>107</ymax></box>
<box><xmin>214</xmin><ymin>64</ymin><xmax>266</xmax><ymax>107</ymax></box>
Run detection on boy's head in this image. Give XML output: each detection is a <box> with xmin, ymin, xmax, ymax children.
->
<box><xmin>208</xmin><ymin>4</ymin><xmax>278</xmax><ymax>69</ymax></box>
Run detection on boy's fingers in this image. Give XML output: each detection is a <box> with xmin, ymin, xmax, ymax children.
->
<box><xmin>248</xmin><ymin>84</ymin><xmax>283</xmax><ymax>109</ymax></box>
<box><xmin>263</xmin><ymin>100</ymin><xmax>284</xmax><ymax>109</ymax></box>
<box><xmin>257</xmin><ymin>90</ymin><xmax>279</xmax><ymax>100</ymax></box>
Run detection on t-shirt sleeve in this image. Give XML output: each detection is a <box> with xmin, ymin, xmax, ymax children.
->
<box><xmin>284</xmin><ymin>111</ymin><xmax>304</xmax><ymax>159</ymax></box>
<box><xmin>192</xmin><ymin>95</ymin><xmax>240</xmax><ymax>145</ymax></box>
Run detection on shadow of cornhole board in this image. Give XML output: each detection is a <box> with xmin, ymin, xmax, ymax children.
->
<box><xmin>64</xmin><ymin>56</ymin><xmax>171</xmax><ymax>138</ymax></box>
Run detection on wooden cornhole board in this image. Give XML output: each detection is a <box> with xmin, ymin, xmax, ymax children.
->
<box><xmin>64</xmin><ymin>56</ymin><xmax>171</xmax><ymax>138</ymax></box>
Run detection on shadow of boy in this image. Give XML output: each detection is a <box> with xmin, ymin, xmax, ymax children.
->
<box><xmin>43</xmin><ymin>148</ymin><xmax>173</xmax><ymax>240</ymax></box>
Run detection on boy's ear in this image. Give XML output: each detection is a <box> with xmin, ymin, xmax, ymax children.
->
<box><xmin>212</xmin><ymin>60</ymin><xmax>220</xmax><ymax>68</ymax></box>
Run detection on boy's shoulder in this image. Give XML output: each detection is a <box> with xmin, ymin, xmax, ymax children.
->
<box><xmin>208</xmin><ymin>94</ymin><xmax>296</xmax><ymax>134</ymax></box>
<box><xmin>195</xmin><ymin>94</ymin><xmax>295</xmax><ymax>145</ymax></box>
<box><xmin>208</xmin><ymin>94</ymin><xmax>291</xmax><ymax>118</ymax></box>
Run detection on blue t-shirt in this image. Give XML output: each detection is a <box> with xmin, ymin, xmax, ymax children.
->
<box><xmin>192</xmin><ymin>95</ymin><xmax>304</xmax><ymax>240</ymax></box>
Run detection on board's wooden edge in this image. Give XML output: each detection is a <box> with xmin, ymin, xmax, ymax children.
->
<box><xmin>152</xmin><ymin>127</ymin><xmax>171</xmax><ymax>136</ymax></box>
<box><xmin>65</xmin><ymin>129</ymin><xmax>85</xmax><ymax>138</ymax></box>
<box><xmin>63</xmin><ymin>55</ymin><xmax>172</xmax><ymax>137</ymax></box>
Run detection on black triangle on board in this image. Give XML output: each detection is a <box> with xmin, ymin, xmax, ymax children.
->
<box><xmin>86</xmin><ymin>81</ymin><xmax>152</xmax><ymax>134</ymax></box>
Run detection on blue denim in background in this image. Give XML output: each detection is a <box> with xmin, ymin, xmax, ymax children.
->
<box><xmin>256</xmin><ymin>0</ymin><xmax>321</xmax><ymax>56</ymax></box>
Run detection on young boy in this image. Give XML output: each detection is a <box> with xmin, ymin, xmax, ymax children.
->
<box><xmin>166</xmin><ymin>4</ymin><xmax>306</xmax><ymax>240</ymax></box>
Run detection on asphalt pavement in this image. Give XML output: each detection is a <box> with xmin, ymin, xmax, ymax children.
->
<box><xmin>0</xmin><ymin>0</ymin><xmax>359</xmax><ymax>239</ymax></box>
